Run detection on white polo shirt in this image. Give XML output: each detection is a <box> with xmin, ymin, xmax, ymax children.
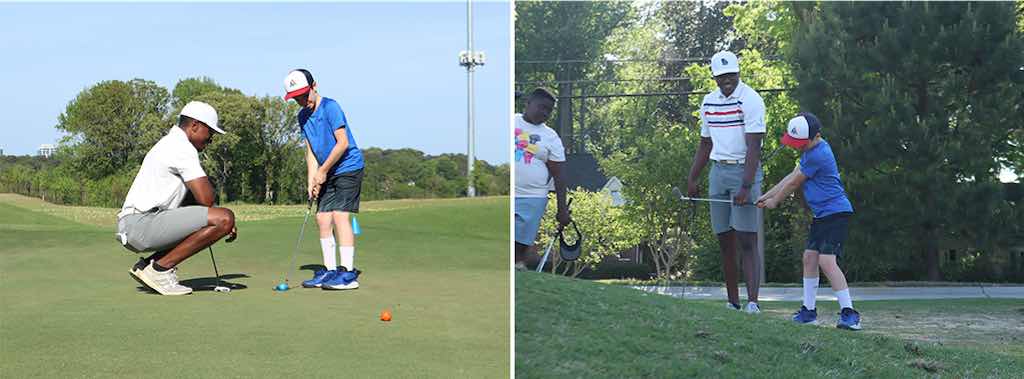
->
<box><xmin>699</xmin><ymin>81</ymin><xmax>767</xmax><ymax>161</ymax></box>
<box><xmin>117</xmin><ymin>127</ymin><xmax>207</xmax><ymax>219</ymax></box>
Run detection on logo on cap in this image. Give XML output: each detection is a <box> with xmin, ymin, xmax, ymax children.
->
<box><xmin>721</xmin><ymin>58</ymin><xmax>728</xmax><ymax>65</ymax></box>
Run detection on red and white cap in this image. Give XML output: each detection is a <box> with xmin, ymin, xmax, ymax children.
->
<box><xmin>283</xmin><ymin>70</ymin><xmax>312</xmax><ymax>100</ymax></box>
<box><xmin>781</xmin><ymin>112</ymin><xmax>822</xmax><ymax>149</ymax></box>
<box><xmin>180</xmin><ymin>101</ymin><xmax>224</xmax><ymax>134</ymax></box>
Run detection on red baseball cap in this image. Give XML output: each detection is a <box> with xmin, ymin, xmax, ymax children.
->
<box><xmin>283</xmin><ymin>70</ymin><xmax>313</xmax><ymax>100</ymax></box>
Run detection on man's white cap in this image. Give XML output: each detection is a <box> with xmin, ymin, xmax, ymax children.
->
<box><xmin>710</xmin><ymin>51</ymin><xmax>740</xmax><ymax>77</ymax></box>
<box><xmin>180</xmin><ymin>101</ymin><xmax>224</xmax><ymax>134</ymax></box>
<box><xmin>283</xmin><ymin>70</ymin><xmax>312</xmax><ymax>100</ymax></box>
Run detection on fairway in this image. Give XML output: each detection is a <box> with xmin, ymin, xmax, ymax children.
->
<box><xmin>516</xmin><ymin>272</ymin><xmax>1022</xmax><ymax>378</ymax></box>
<box><xmin>0</xmin><ymin>195</ymin><xmax>510</xmax><ymax>378</ymax></box>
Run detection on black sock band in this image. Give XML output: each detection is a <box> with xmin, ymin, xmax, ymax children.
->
<box><xmin>153</xmin><ymin>261</ymin><xmax>171</xmax><ymax>272</ymax></box>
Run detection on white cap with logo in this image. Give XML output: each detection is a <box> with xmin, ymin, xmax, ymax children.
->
<box><xmin>283</xmin><ymin>70</ymin><xmax>313</xmax><ymax>100</ymax></box>
<box><xmin>710</xmin><ymin>51</ymin><xmax>740</xmax><ymax>77</ymax></box>
<box><xmin>180</xmin><ymin>101</ymin><xmax>224</xmax><ymax>134</ymax></box>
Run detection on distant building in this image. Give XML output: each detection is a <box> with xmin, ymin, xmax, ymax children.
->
<box><xmin>38</xmin><ymin>144</ymin><xmax>56</xmax><ymax>158</ymax></box>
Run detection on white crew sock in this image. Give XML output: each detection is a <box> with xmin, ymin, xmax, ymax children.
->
<box><xmin>835</xmin><ymin>288</ymin><xmax>853</xmax><ymax>309</ymax></box>
<box><xmin>803</xmin><ymin>277</ymin><xmax>819</xmax><ymax>310</ymax></box>
<box><xmin>320</xmin><ymin>238</ymin><xmax>337</xmax><ymax>271</ymax></box>
<box><xmin>340</xmin><ymin>246</ymin><xmax>355</xmax><ymax>271</ymax></box>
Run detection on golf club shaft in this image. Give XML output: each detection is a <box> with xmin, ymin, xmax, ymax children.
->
<box><xmin>286</xmin><ymin>198</ymin><xmax>315</xmax><ymax>284</ymax></box>
<box><xmin>535</xmin><ymin>235</ymin><xmax>556</xmax><ymax>273</ymax></box>
<box><xmin>208</xmin><ymin>246</ymin><xmax>221</xmax><ymax>288</ymax></box>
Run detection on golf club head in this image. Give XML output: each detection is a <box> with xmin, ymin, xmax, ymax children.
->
<box><xmin>214</xmin><ymin>286</ymin><xmax>231</xmax><ymax>293</ymax></box>
<box><xmin>672</xmin><ymin>187</ymin><xmax>684</xmax><ymax>200</ymax></box>
<box><xmin>559</xmin><ymin>221</ymin><xmax>582</xmax><ymax>262</ymax></box>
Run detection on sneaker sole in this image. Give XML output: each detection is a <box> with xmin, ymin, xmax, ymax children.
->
<box><xmin>129</xmin><ymin>269</ymin><xmax>155</xmax><ymax>292</ymax></box>
<box><xmin>301</xmin><ymin>283</ymin><xmax>323</xmax><ymax>288</ymax></box>
<box><xmin>322</xmin><ymin>282</ymin><xmax>360</xmax><ymax>290</ymax></box>
<box><xmin>134</xmin><ymin>270</ymin><xmax>192</xmax><ymax>296</ymax></box>
<box><xmin>837</xmin><ymin>323</ymin><xmax>861</xmax><ymax>331</ymax></box>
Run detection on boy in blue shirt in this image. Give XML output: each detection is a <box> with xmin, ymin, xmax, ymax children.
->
<box><xmin>756</xmin><ymin>113</ymin><xmax>861</xmax><ymax>330</ymax></box>
<box><xmin>284</xmin><ymin>69</ymin><xmax>364</xmax><ymax>290</ymax></box>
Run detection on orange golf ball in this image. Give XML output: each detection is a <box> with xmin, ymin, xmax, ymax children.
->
<box><xmin>380</xmin><ymin>310</ymin><xmax>392</xmax><ymax>321</ymax></box>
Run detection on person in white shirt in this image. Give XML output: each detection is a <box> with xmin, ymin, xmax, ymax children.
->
<box><xmin>514</xmin><ymin>88</ymin><xmax>571</xmax><ymax>270</ymax></box>
<box><xmin>686</xmin><ymin>51</ymin><xmax>766</xmax><ymax>313</ymax></box>
<box><xmin>116</xmin><ymin>101</ymin><xmax>238</xmax><ymax>296</ymax></box>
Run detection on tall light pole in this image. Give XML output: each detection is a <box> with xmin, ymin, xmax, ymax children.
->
<box><xmin>459</xmin><ymin>0</ymin><xmax>485</xmax><ymax>197</ymax></box>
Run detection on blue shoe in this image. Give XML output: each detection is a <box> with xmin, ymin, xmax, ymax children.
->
<box><xmin>302</xmin><ymin>269</ymin><xmax>337</xmax><ymax>288</ymax></box>
<box><xmin>322</xmin><ymin>268</ymin><xmax>360</xmax><ymax>290</ymax></box>
<box><xmin>792</xmin><ymin>306</ymin><xmax>819</xmax><ymax>325</ymax></box>
<box><xmin>837</xmin><ymin>308</ymin><xmax>862</xmax><ymax>330</ymax></box>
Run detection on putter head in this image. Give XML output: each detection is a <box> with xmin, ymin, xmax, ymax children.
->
<box><xmin>214</xmin><ymin>286</ymin><xmax>231</xmax><ymax>293</ymax></box>
<box><xmin>559</xmin><ymin>221</ymin><xmax>582</xmax><ymax>262</ymax></box>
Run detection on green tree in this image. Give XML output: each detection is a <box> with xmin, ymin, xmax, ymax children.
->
<box><xmin>56</xmin><ymin>79</ymin><xmax>169</xmax><ymax>179</ymax></box>
<box><xmin>791</xmin><ymin>2</ymin><xmax>1024</xmax><ymax>280</ymax></box>
<box><xmin>171</xmin><ymin>77</ymin><xmax>243</xmax><ymax>109</ymax></box>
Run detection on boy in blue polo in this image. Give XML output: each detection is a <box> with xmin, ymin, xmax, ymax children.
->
<box><xmin>756</xmin><ymin>112</ymin><xmax>861</xmax><ymax>330</ymax></box>
<box><xmin>284</xmin><ymin>69</ymin><xmax>363</xmax><ymax>290</ymax></box>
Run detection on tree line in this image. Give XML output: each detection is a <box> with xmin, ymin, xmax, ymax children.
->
<box><xmin>1</xmin><ymin>77</ymin><xmax>508</xmax><ymax>207</ymax></box>
<box><xmin>516</xmin><ymin>1</ymin><xmax>1024</xmax><ymax>282</ymax></box>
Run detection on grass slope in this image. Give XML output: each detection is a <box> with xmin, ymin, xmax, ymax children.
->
<box><xmin>1</xmin><ymin>195</ymin><xmax>510</xmax><ymax>378</ymax></box>
<box><xmin>515</xmin><ymin>272</ymin><xmax>1022</xmax><ymax>378</ymax></box>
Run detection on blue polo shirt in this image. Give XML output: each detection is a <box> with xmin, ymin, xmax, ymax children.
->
<box><xmin>299</xmin><ymin>97</ymin><xmax>364</xmax><ymax>176</ymax></box>
<box><xmin>800</xmin><ymin>140</ymin><xmax>853</xmax><ymax>218</ymax></box>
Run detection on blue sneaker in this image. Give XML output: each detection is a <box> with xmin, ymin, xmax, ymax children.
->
<box><xmin>302</xmin><ymin>269</ymin><xmax>337</xmax><ymax>288</ymax></box>
<box><xmin>322</xmin><ymin>268</ymin><xmax>360</xmax><ymax>290</ymax></box>
<box><xmin>792</xmin><ymin>306</ymin><xmax>818</xmax><ymax>325</ymax></box>
<box><xmin>837</xmin><ymin>307</ymin><xmax>862</xmax><ymax>330</ymax></box>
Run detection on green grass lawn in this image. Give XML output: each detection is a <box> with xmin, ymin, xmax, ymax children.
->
<box><xmin>516</xmin><ymin>272</ymin><xmax>1023</xmax><ymax>378</ymax></box>
<box><xmin>0</xmin><ymin>194</ymin><xmax>510</xmax><ymax>378</ymax></box>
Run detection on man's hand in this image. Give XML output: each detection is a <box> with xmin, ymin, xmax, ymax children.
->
<box><xmin>226</xmin><ymin>226</ymin><xmax>238</xmax><ymax>242</ymax></box>
<box><xmin>556</xmin><ymin>207</ymin><xmax>571</xmax><ymax>231</ymax></box>
<box><xmin>734</xmin><ymin>187</ymin><xmax>751</xmax><ymax>205</ymax></box>
<box><xmin>686</xmin><ymin>180</ymin><xmax>699</xmax><ymax>198</ymax></box>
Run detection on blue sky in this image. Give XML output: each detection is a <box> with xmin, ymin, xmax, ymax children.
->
<box><xmin>0</xmin><ymin>2</ymin><xmax>511</xmax><ymax>164</ymax></box>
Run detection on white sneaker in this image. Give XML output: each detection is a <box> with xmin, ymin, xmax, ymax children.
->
<box><xmin>745</xmin><ymin>302</ymin><xmax>761</xmax><ymax>314</ymax></box>
<box><xmin>133</xmin><ymin>261</ymin><xmax>192</xmax><ymax>296</ymax></box>
<box><xmin>514</xmin><ymin>262</ymin><xmax>527</xmax><ymax>271</ymax></box>
<box><xmin>726</xmin><ymin>302</ymin><xmax>741</xmax><ymax>310</ymax></box>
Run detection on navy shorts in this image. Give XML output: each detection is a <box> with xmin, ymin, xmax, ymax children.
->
<box><xmin>317</xmin><ymin>168</ymin><xmax>364</xmax><ymax>213</ymax></box>
<box><xmin>806</xmin><ymin>212</ymin><xmax>852</xmax><ymax>256</ymax></box>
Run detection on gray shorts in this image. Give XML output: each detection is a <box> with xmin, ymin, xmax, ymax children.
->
<box><xmin>708</xmin><ymin>161</ymin><xmax>763</xmax><ymax>234</ymax></box>
<box><xmin>116</xmin><ymin>206</ymin><xmax>208</xmax><ymax>253</ymax></box>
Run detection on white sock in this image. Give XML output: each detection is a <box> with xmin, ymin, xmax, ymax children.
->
<box><xmin>835</xmin><ymin>288</ymin><xmax>853</xmax><ymax>309</ymax></box>
<box><xmin>803</xmin><ymin>277</ymin><xmax>819</xmax><ymax>310</ymax></box>
<box><xmin>340</xmin><ymin>246</ymin><xmax>354</xmax><ymax>271</ymax></box>
<box><xmin>320</xmin><ymin>238</ymin><xmax>337</xmax><ymax>271</ymax></box>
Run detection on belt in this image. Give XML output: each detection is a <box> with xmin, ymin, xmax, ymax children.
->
<box><xmin>714</xmin><ymin>159</ymin><xmax>745</xmax><ymax>165</ymax></box>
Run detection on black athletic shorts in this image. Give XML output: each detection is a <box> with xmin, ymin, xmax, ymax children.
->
<box><xmin>806</xmin><ymin>212</ymin><xmax>852</xmax><ymax>256</ymax></box>
<box><xmin>317</xmin><ymin>168</ymin><xmax>364</xmax><ymax>213</ymax></box>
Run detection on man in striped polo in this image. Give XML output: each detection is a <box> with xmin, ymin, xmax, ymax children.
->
<box><xmin>686</xmin><ymin>51</ymin><xmax>766</xmax><ymax>314</ymax></box>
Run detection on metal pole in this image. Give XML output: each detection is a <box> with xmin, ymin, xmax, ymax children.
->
<box><xmin>466</xmin><ymin>0</ymin><xmax>476</xmax><ymax>197</ymax></box>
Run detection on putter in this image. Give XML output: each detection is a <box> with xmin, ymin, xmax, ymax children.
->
<box><xmin>536</xmin><ymin>198</ymin><xmax>574</xmax><ymax>272</ymax></box>
<box><xmin>208</xmin><ymin>246</ymin><xmax>230</xmax><ymax>293</ymax></box>
<box><xmin>281</xmin><ymin>198</ymin><xmax>315</xmax><ymax>289</ymax></box>
<box><xmin>535</xmin><ymin>235</ymin><xmax>557</xmax><ymax>273</ymax></box>
<box><xmin>672</xmin><ymin>187</ymin><xmax>755</xmax><ymax>206</ymax></box>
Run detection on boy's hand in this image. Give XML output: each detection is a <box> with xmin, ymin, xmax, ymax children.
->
<box><xmin>226</xmin><ymin>226</ymin><xmax>238</xmax><ymax>242</ymax></box>
<box><xmin>757</xmin><ymin>197</ymin><xmax>779</xmax><ymax>209</ymax></box>
<box><xmin>556</xmin><ymin>207</ymin><xmax>571</xmax><ymax>231</ymax></box>
<box><xmin>308</xmin><ymin>181</ymin><xmax>320</xmax><ymax>200</ymax></box>
<box><xmin>313</xmin><ymin>169</ymin><xmax>327</xmax><ymax>186</ymax></box>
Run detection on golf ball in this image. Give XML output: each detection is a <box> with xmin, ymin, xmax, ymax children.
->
<box><xmin>275</xmin><ymin>283</ymin><xmax>289</xmax><ymax>291</ymax></box>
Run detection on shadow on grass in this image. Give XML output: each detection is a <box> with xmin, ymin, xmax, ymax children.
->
<box><xmin>134</xmin><ymin>273</ymin><xmax>251</xmax><ymax>294</ymax></box>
